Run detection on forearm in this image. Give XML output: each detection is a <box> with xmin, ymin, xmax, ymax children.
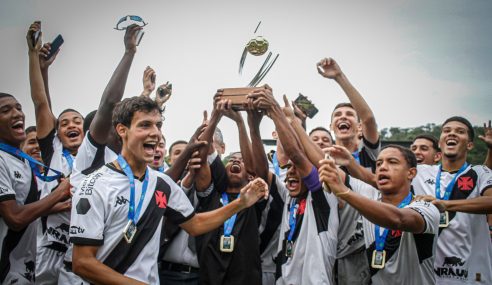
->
<box><xmin>73</xmin><ymin>255</ymin><xmax>146</xmax><ymax>285</ymax></box>
<box><xmin>183</xmin><ymin>199</ymin><xmax>245</xmax><ymax>236</ymax></box>
<box><xmin>198</xmin><ymin>111</ymin><xmax>221</xmax><ymax>161</ymax></box>
<box><xmin>444</xmin><ymin>195</ymin><xmax>492</xmax><ymax>214</ymax></box>
<box><xmin>345</xmin><ymin>160</ymin><xmax>378</xmax><ymax>188</ymax></box>
<box><xmin>40</xmin><ymin>68</ymin><xmax>52</xmax><ymax>109</ymax></box>
<box><xmin>335</xmin><ymin>73</ymin><xmax>378</xmax><ymax>143</ymax></box>
<box><xmin>165</xmin><ymin>146</ymin><xmax>194</xmax><ymax>182</ymax></box>
<box><xmin>248</xmin><ymin>121</ymin><xmax>269</xmax><ymax>182</ymax></box>
<box><xmin>237</xmin><ymin>120</ymin><xmax>255</xmax><ymax>175</ymax></box>
<box><xmin>291</xmin><ymin>118</ymin><xmax>323</xmax><ymax>168</ymax></box>
<box><xmin>342</xmin><ymin>190</ymin><xmax>422</xmax><ymax>232</ymax></box>
<box><xmin>29</xmin><ymin>51</ymin><xmax>55</xmax><ymax>136</ymax></box>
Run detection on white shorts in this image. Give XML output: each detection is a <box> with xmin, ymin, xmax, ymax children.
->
<box><xmin>35</xmin><ymin>244</ymin><xmax>66</xmax><ymax>285</ymax></box>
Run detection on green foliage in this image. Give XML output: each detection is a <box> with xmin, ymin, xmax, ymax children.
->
<box><xmin>381</xmin><ymin>124</ymin><xmax>488</xmax><ymax>165</ymax></box>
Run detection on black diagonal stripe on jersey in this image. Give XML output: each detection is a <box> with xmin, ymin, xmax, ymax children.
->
<box><xmin>259</xmin><ymin>175</ymin><xmax>284</xmax><ymax>254</ymax></box>
<box><xmin>366</xmin><ymin>231</ymin><xmax>402</xmax><ymax>277</ymax></box>
<box><xmin>211</xmin><ymin>155</ymin><xmax>228</xmax><ymax>194</ymax></box>
<box><xmin>311</xmin><ymin>187</ymin><xmax>331</xmax><ymax>233</ymax></box>
<box><xmin>102</xmin><ymin>177</ymin><xmax>170</xmax><ymax>275</ymax></box>
<box><xmin>413</xmin><ymin>233</ymin><xmax>435</xmax><ymax>263</ymax></box>
<box><xmin>81</xmin><ymin>135</ymin><xmax>106</xmax><ymax>176</ymax></box>
<box><xmin>0</xmin><ymin>171</ymin><xmax>38</xmax><ymax>282</ymax></box>
<box><xmin>439</xmin><ymin>168</ymin><xmax>477</xmax><ymax>236</ymax></box>
<box><xmin>38</xmin><ymin>128</ymin><xmax>56</xmax><ymax>167</ymax></box>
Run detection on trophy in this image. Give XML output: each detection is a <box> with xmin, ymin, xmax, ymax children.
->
<box><xmin>114</xmin><ymin>15</ymin><xmax>147</xmax><ymax>46</ymax></box>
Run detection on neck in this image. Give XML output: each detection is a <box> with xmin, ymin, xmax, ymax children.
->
<box><xmin>381</xmin><ymin>186</ymin><xmax>410</xmax><ymax>207</ymax></box>
<box><xmin>120</xmin><ymin>150</ymin><xmax>147</xmax><ymax>178</ymax></box>
<box><xmin>336</xmin><ymin>137</ymin><xmax>358</xmax><ymax>152</ymax></box>
<box><xmin>441</xmin><ymin>155</ymin><xmax>467</xmax><ymax>172</ymax></box>
<box><xmin>0</xmin><ymin>139</ymin><xmax>21</xmax><ymax>149</ymax></box>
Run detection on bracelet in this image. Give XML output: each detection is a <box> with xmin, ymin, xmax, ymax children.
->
<box><xmin>335</xmin><ymin>188</ymin><xmax>351</xmax><ymax>197</ymax></box>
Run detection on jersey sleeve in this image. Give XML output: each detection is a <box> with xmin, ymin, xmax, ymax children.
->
<box><xmin>164</xmin><ymin>178</ymin><xmax>196</xmax><ymax>225</ymax></box>
<box><xmin>0</xmin><ymin>158</ymin><xmax>16</xmax><ymax>202</ymax></box>
<box><xmin>361</xmin><ymin>136</ymin><xmax>381</xmax><ymax>162</ymax></box>
<box><xmin>406</xmin><ymin>200</ymin><xmax>440</xmax><ymax>234</ymax></box>
<box><xmin>476</xmin><ymin>165</ymin><xmax>492</xmax><ymax>196</ymax></box>
<box><xmin>69</xmin><ymin>172</ymin><xmax>107</xmax><ymax>246</ymax></box>
<box><xmin>37</xmin><ymin>128</ymin><xmax>56</xmax><ymax>166</ymax></box>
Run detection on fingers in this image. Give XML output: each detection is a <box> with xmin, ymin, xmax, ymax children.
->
<box><xmin>282</xmin><ymin>94</ymin><xmax>290</xmax><ymax>108</ymax></box>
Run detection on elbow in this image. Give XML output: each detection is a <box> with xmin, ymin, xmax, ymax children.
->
<box><xmin>6</xmin><ymin>216</ymin><xmax>30</xmax><ymax>232</ymax></box>
<box><xmin>72</xmin><ymin>256</ymin><xmax>94</xmax><ymax>279</ymax></box>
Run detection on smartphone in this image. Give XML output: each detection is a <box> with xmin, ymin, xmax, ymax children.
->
<box><xmin>294</xmin><ymin>93</ymin><xmax>318</xmax><ymax>119</ymax></box>
<box><xmin>46</xmin><ymin>34</ymin><xmax>64</xmax><ymax>61</ymax></box>
<box><xmin>136</xmin><ymin>30</ymin><xmax>144</xmax><ymax>46</ymax></box>
<box><xmin>31</xmin><ymin>21</ymin><xmax>41</xmax><ymax>46</ymax></box>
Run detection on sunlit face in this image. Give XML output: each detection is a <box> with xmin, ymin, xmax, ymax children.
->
<box><xmin>330</xmin><ymin>106</ymin><xmax>360</xmax><ymax>141</ymax></box>
<box><xmin>117</xmin><ymin>110</ymin><xmax>162</xmax><ymax>165</ymax></box>
<box><xmin>309</xmin><ymin>130</ymin><xmax>333</xmax><ymax>150</ymax></box>
<box><xmin>285</xmin><ymin>162</ymin><xmax>307</xmax><ymax>197</ymax></box>
<box><xmin>225</xmin><ymin>152</ymin><xmax>248</xmax><ymax>187</ymax></box>
<box><xmin>21</xmin><ymin>131</ymin><xmax>42</xmax><ymax>162</ymax></box>
<box><xmin>57</xmin><ymin>111</ymin><xmax>84</xmax><ymax>153</ymax></box>
<box><xmin>169</xmin><ymin>143</ymin><xmax>187</xmax><ymax>166</ymax></box>
<box><xmin>439</xmin><ymin>121</ymin><xmax>473</xmax><ymax>160</ymax></box>
<box><xmin>411</xmin><ymin>138</ymin><xmax>441</xmax><ymax>165</ymax></box>
<box><xmin>375</xmin><ymin>148</ymin><xmax>416</xmax><ymax>193</ymax></box>
<box><xmin>0</xmin><ymin>96</ymin><xmax>26</xmax><ymax>147</ymax></box>
<box><xmin>151</xmin><ymin>135</ymin><xmax>167</xmax><ymax>169</ymax></box>
<box><xmin>213</xmin><ymin>139</ymin><xmax>225</xmax><ymax>155</ymax></box>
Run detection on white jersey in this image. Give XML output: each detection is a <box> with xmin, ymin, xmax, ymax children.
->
<box><xmin>38</xmin><ymin>130</ymin><xmax>75</xmax><ymax>247</ymax></box>
<box><xmin>337</xmin><ymin>137</ymin><xmax>380</xmax><ymax>259</ymax></box>
<box><xmin>276</xmin><ymin>167</ymin><xmax>339</xmax><ymax>285</ymax></box>
<box><xmin>348</xmin><ymin>176</ymin><xmax>440</xmax><ymax>284</ymax></box>
<box><xmin>412</xmin><ymin>164</ymin><xmax>492</xmax><ymax>285</ymax></box>
<box><xmin>0</xmin><ymin>149</ymin><xmax>38</xmax><ymax>284</ymax></box>
<box><xmin>70</xmin><ymin>164</ymin><xmax>195</xmax><ymax>284</ymax></box>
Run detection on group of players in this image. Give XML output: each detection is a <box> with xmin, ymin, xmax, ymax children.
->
<box><xmin>0</xmin><ymin>21</ymin><xmax>491</xmax><ymax>285</ymax></box>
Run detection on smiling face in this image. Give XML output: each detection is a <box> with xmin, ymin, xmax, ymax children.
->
<box><xmin>116</xmin><ymin>110</ymin><xmax>162</xmax><ymax>165</ymax></box>
<box><xmin>151</xmin><ymin>135</ymin><xmax>166</xmax><ymax>169</ymax></box>
<box><xmin>309</xmin><ymin>130</ymin><xmax>333</xmax><ymax>150</ymax></box>
<box><xmin>439</xmin><ymin>121</ymin><xmax>473</xmax><ymax>161</ymax></box>
<box><xmin>57</xmin><ymin>111</ymin><xmax>84</xmax><ymax>152</ymax></box>
<box><xmin>375</xmin><ymin>147</ymin><xmax>416</xmax><ymax>193</ymax></box>
<box><xmin>285</xmin><ymin>163</ymin><xmax>307</xmax><ymax>197</ymax></box>
<box><xmin>330</xmin><ymin>106</ymin><xmax>360</xmax><ymax>142</ymax></box>
<box><xmin>21</xmin><ymin>130</ymin><xmax>42</xmax><ymax>162</ymax></box>
<box><xmin>225</xmin><ymin>152</ymin><xmax>248</xmax><ymax>188</ymax></box>
<box><xmin>0</xmin><ymin>96</ymin><xmax>26</xmax><ymax>147</ymax></box>
<box><xmin>411</xmin><ymin>138</ymin><xmax>441</xmax><ymax>165</ymax></box>
<box><xmin>169</xmin><ymin>143</ymin><xmax>187</xmax><ymax>166</ymax></box>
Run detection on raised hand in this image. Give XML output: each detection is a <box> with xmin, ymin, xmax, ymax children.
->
<box><xmin>318</xmin><ymin>158</ymin><xmax>346</xmax><ymax>195</ymax></box>
<box><xmin>141</xmin><ymin>66</ymin><xmax>156</xmax><ymax>97</ymax></box>
<box><xmin>155</xmin><ymin>82</ymin><xmax>172</xmax><ymax>109</ymax></box>
<box><xmin>247</xmin><ymin>85</ymin><xmax>278</xmax><ymax>116</ymax></box>
<box><xmin>323</xmin><ymin>145</ymin><xmax>353</xmax><ymax>166</ymax></box>
<box><xmin>238</xmin><ymin>178</ymin><xmax>269</xmax><ymax>208</ymax></box>
<box><xmin>218</xmin><ymin>99</ymin><xmax>243</xmax><ymax>123</ymax></box>
<box><xmin>39</xmin><ymin>42</ymin><xmax>59</xmax><ymax>71</ymax></box>
<box><xmin>316</xmin><ymin>57</ymin><xmax>342</xmax><ymax>79</ymax></box>
<box><xmin>478</xmin><ymin>120</ymin><xmax>492</xmax><ymax>149</ymax></box>
<box><xmin>246</xmin><ymin>98</ymin><xmax>264</xmax><ymax>128</ymax></box>
<box><xmin>124</xmin><ymin>24</ymin><xmax>142</xmax><ymax>54</ymax></box>
<box><xmin>27</xmin><ymin>21</ymin><xmax>42</xmax><ymax>52</ymax></box>
<box><xmin>281</xmin><ymin>95</ymin><xmax>296</xmax><ymax>122</ymax></box>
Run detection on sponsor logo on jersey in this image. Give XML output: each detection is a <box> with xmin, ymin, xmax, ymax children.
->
<box><xmin>435</xmin><ymin>256</ymin><xmax>468</xmax><ymax>280</ymax></box>
<box><xmin>114</xmin><ymin>195</ymin><xmax>129</xmax><ymax>207</ymax></box>
<box><xmin>425</xmin><ymin>178</ymin><xmax>435</xmax><ymax>185</ymax></box>
<box><xmin>457</xmin><ymin>177</ymin><xmax>474</xmax><ymax>191</ymax></box>
<box><xmin>76</xmin><ymin>198</ymin><xmax>91</xmax><ymax>215</ymax></box>
<box><xmin>14</xmin><ymin>170</ymin><xmax>22</xmax><ymax>179</ymax></box>
<box><xmin>155</xmin><ymin>191</ymin><xmax>167</xmax><ymax>208</ymax></box>
<box><xmin>22</xmin><ymin>260</ymin><xmax>35</xmax><ymax>282</ymax></box>
<box><xmin>47</xmin><ymin>223</ymin><xmax>70</xmax><ymax>244</ymax></box>
<box><xmin>70</xmin><ymin>226</ymin><xmax>86</xmax><ymax>234</ymax></box>
<box><xmin>79</xmin><ymin>172</ymin><xmax>104</xmax><ymax>196</ymax></box>
<box><xmin>346</xmin><ymin>221</ymin><xmax>364</xmax><ymax>246</ymax></box>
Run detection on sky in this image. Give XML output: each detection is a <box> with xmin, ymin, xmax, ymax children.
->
<box><xmin>1</xmin><ymin>0</ymin><xmax>491</xmax><ymax>154</ymax></box>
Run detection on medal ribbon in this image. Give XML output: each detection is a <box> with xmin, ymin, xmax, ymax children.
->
<box><xmin>287</xmin><ymin>198</ymin><xmax>299</xmax><ymax>242</ymax></box>
<box><xmin>352</xmin><ymin>150</ymin><xmax>360</xmax><ymax>164</ymax></box>
<box><xmin>272</xmin><ymin>152</ymin><xmax>280</xmax><ymax>176</ymax></box>
<box><xmin>221</xmin><ymin>192</ymin><xmax>238</xmax><ymax>237</ymax></box>
<box><xmin>117</xmin><ymin>155</ymin><xmax>149</xmax><ymax>224</ymax></box>
<box><xmin>62</xmin><ymin>148</ymin><xmax>74</xmax><ymax>172</ymax></box>
<box><xmin>0</xmin><ymin>143</ymin><xmax>62</xmax><ymax>182</ymax></box>
<box><xmin>435</xmin><ymin>163</ymin><xmax>469</xmax><ymax>201</ymax></box>
<box><xmin>374</xmin><ymin>192</ymin><xmax>412</xmax><ymax>251</ymax></box>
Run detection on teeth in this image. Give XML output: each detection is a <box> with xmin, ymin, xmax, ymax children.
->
<box><xmin>12</xmin><ymin>121</ymin><xmax>23</xmax><ymax>128</ymax></box>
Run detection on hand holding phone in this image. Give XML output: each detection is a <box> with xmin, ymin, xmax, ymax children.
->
<box><xmin>45</xmin><ymin>34</ymin><xmax>64</xmax><ymax>61</ymax></box>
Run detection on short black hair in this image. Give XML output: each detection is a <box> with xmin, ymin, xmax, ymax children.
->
<box><xmin>442</xmin><ymin>116</ymin><xmax>474</xmax><ymax>141</ymax></box>
<box><xmin>25</xmin><ymin>126</ymin><xmax>37</xmax><ymax>135</ymax></box>
<box><xmin>83</xmin><ymin>110</ymin><xmax>97</xmax><ymax>134</ymax></box>
<box><xmin>331</xmin><ymin>102</ymin><xmax>360</xmax><ymax>122</ymax></box>
<box><xmin>169</xmin><ymin>140</ymin><xmax>188</xmax><ymax>154</ymax></box>
<box><xmin>112</xmin><ymin>96</ymin><xmax>162</xmax><ymax>128</ymax></box>
<box><xmin>413</xmin><ymin>134</ymin><xmax>440</xmax><ymax>151</ymax></box>
<box><xmin>309</xmin><ymin>126</ymin><xmax>334</xmax><ymax>141</ymax></box>
<box><xmin>56</xmin><ymin>108</ymin><xmax>84</xmax><ymax>129</ymax></box>
<box><xmin>0</xmin><ymin>93</ymin><xmax>14</xmax><ymax>100</ymax></box>
<box><xmin>381</xmin><ymin>144</ymin><xmax>417</xmax><ymax>168</ymax></box>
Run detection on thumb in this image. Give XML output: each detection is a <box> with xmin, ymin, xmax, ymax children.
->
<box><xmin>282</xmin><ymin>94</ymin><xmax>289</xmax><ymax>108</ymax></box>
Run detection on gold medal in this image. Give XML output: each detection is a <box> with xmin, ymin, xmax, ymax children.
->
<box><xmin>371</xmin><ymin>250</ymin><xmax>386</xmax><ymax>269</ymax></box>
<box><xmin>220</xmin><ymin>235</ymin><xmax>235</xmax><ymax>252</ymax></box>
<box><xmin>285</xmin><ymin>241</ymin><xmax>294</xmax><ymax>258</ymax></box>
<box><xmin>123</xmin><ymin>220</ymin><xmax>137</xmax><ymax>243</ymax></box>
<box><xmin>439</xmin><ymin>211</ymin><xmax>449</xmax><ymax>228</ymax></box>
